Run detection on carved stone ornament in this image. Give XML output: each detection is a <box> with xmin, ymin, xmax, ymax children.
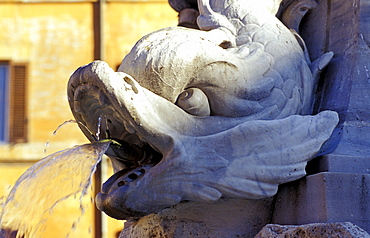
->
<box><xmin>255</xmin><ymin>222</ymin><xmax>370</xmax><ymax>238</ymax></box>
<box><xmin>67</xmin><ymin>0</ymin><xmax>339</xmax><ymax>220</ymax></box>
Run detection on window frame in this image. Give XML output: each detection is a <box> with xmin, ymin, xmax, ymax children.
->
<box><xmin>0</xmin><ymin>61</ymin><xmax>10</xmax><ymax>142</ymax></box>
<box><xmin>0</xmin><ymin>60</ymin><xmax>28</xmax><ymax>144</ymax></box>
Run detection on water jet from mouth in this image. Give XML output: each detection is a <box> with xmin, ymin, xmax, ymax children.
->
<box><xmin>0</xmin><ymin>141</ymin><xmax>111</xmax><ymax>238</ymax></box>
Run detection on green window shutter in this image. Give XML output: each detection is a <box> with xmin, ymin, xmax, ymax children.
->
<box><xmin>9</xmin><ymin>63</ymin><xmax>28</xmax><ymax>143</ymax></box>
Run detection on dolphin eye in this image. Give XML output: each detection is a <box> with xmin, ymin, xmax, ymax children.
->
<box><xmin>175</xmin><ymin>88</ymin><xmax>210</xmax><ymax>116</ymax></box>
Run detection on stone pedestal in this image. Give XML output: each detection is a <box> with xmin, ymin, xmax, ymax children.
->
<box><xmin>119</xmin><ymin>198</ymin><xmax>274</xmax><ymax>238</ymax></box>
<box><xmin>273</xmin><ymin>173</ymin><xmax>370</xmax><ymax>233</ymax></box>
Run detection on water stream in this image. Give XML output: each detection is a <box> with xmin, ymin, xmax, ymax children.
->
<box><xmin>0</xmin><ymin>140</ymin><xmax>111</xmax><ymax>238</ymax></box>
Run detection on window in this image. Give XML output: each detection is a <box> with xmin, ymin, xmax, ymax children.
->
<box><xmin>0</xmin><ymin>61</ymin><xmax>28</xmax><ymax>143</ymax></box>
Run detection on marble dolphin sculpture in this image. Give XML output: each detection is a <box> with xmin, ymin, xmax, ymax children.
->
<box><xmin>67</xmin><ymin>0</ymin><xmax>339</xmax><ymax>219</ymax></box>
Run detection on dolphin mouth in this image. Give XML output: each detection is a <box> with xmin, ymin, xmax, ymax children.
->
<box><xmin>104</xmin><ymin>139</ymin><xmax>162</xmax><ymax>173</ymax></box>
<box><xmin>69</xmin><ymin>70</ymin><xmax>164</xmax><ymax>170</ymax></box>
<box><xmin>101</xmin><ymin>137</ymin><xmax>163</xmax><ymax>189</ymax></box>
<box><xmin>95</xmin><ymin>134</ymin><xmax>164</xmax><ymax>219</ymax></box>
<box><xmin>67</xmin><ymin>61</ymin><xmax>174</xmax><ymax>219</ymax></box>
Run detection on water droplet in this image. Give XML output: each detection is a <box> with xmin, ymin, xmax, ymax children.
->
<box><xmin>96</xmin><ymin>116</ymin><xmax>102</xmax><ymax>140</ymax></box>
<box><xmin>43</xmin><ymin>140</ymin><xmax>50</xmax><ymax>153</ymax></box>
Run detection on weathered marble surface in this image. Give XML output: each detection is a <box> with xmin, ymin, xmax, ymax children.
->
<box><xmin>119</xmin><ymin>198</ymin><xmax>274</xmax><ymax>238</ymax></box>
<box><xmin>67</xmin><ymin>0</ymin><xmax>338</xmax><ymax>221</ymax></box>
<box><xmin>255</xmin><ymin>222</ymin><xmax>370</xmax><ymax>238</ymax></box>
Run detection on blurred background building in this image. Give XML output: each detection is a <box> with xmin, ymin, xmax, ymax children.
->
<box><xmin>0</xmin><ymin>0</ymin><xmax>177</xmax><ymax>237</ymax></box>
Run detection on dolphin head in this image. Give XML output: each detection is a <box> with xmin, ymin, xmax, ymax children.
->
<box><xmin>67</xmin><ymin>1</ymin><xmax>338</xmax><ymax>220</ymax></box>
